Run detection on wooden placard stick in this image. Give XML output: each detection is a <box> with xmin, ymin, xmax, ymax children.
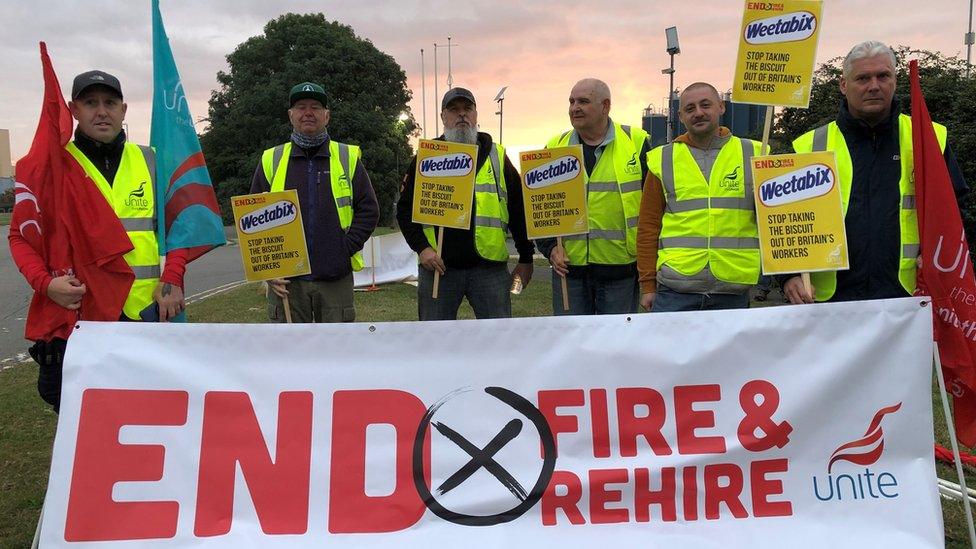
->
<box><xmin>432</xmin><ymin>226</ymin><xmax>445</xmax><ymax>299</ymax></box>
<box><xmin>557</xmin><ymin>236</ymin><xmax>570</xmax><ymax>311</ymax></box>
<box><xmin>282</xmin><ymin>295</ymin><xmax>293</xmax><ymax>323</ymax></box>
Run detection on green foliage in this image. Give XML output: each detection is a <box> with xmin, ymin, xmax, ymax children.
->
<box><xmin>773</xmin><ymin>46</ymin><xmax>976</xmax><ymax>237</ymax></box>
<box><xmin>200</xmin><ymin>13</ymin><xmax>416</xmax><ymax>225</ymax></box>
<box><xmin>0</xmin><ymin>187</ymin><xmax>13</xmax><ymax>208</ymax></box>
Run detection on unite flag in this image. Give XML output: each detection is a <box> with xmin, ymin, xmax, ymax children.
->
<box><xmin>910</xmin><ymin>59</ymin><xmax>976</xmax><ymax>446</ymax></box>
<box><xmin>150</xmin><ymin>0</ymin><xmax>225</xmax><ymax>262</ymax></box>
<box><xmin>10</xmin><ymin>43</ymin><xmax>133</xmax><ymax>341</ymax></box>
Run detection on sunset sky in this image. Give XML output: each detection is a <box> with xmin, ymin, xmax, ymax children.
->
<box><xmin>1</xmin><ymin>0</ymin><xmax>972</xmax><ymax>162</ymax></box>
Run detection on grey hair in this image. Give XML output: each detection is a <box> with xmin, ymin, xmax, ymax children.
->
<box><xmin>843</xmin><ymin>41</ymin><xmax>896</xmax><ymax>78</ymax></box>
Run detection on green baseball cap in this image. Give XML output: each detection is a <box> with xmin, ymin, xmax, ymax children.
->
<box><xmin>289</xmin><ymin>82</ymin><xmax>328</xmax><ymax>107</ymax></box>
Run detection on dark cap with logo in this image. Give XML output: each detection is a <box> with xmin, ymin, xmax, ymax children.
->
<box><xmin>441</xmin><ymin>87</ymin><xmax>476</xmax><ymax>110</ymax></box>
<box><xmin>71</xmin><ymin>70</ymin><xmax>123</xmax><ymax>100</ymax></box>
<box><xmin>289</xmin><ymin>82</ymin><xmax>328</xmax><ymax>107</ymax></box>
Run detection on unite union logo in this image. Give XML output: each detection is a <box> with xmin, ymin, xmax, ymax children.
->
<box><xmin>812</xmin><ymin>403</ymin><xmax>902</xmax><ymax>502</ymax></box>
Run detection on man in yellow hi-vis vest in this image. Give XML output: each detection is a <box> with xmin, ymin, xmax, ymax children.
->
<box><xmin>9</xmin><ymin>70</ymin><xmax>192</xmax><ymax>412</ymax></box>
<box><xmin>396</xmin><ymin>88</ymin><xmax>535</xmax><ymax>320</ymax></box>
<box><xmin>783</xmin><ymin>41</ymin><xmax>968</xmax><ymax>304</ymax></box>
<box><xmin>536</xmin><ymin>78</ymin><xmax>651</xmax><ymax>315</ymax></box>
<box><xmin>250</xmin><ymin>82</ymin><xmax>379</xmax><ymax>322</ymax></box>
<box><xmin>638</xmin><ymin>82</ymin><xmax>762</xmax><ymax>312</ymax></box>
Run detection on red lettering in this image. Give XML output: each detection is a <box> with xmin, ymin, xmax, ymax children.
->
<box><xmin>537</xmin><ymin>389</ymin><xmax>584</xmax><ymax>456</ymax></box>
<box><xmin>682</xmin><ymin>466</ymin><xmax>698</xmax><ymax>520</ymax></box>
<box><xmin>616</xmin><ymin>388</ymin><xmax>671</xmax><ymax>457</ymax></box>
<box><xmin>703</xmin><ymin>464</ymin><xmax>748</xmax><ymax>519</ymax></box>
<box><xmin>65</xmin><ymin>389</ymin><xmax>187</xmax><ymax>541</ymax></box>
<box><xmin>675</xmin><ymin>385</ymin><xmax>726</xmax><ymax>454</ymax></box>
<box><xmin>194</xmin><ymin>392</ymin><xmax>313</xmax><ymax>536</ymax></box>
<box><xmin>589</xmin><ymin>389</ymin><xmax>611</xmax><ymax>458</ymax></box>
<box><xmin>328</xmin><ymin>390</ymin><xmax>427</xmax><ymax>533</ymax></box>
<box><xmin>634</xmin><ymin>467</ymin><xmax>677</xmax><ymax>522</ymax></box>
<box><xmin>751</xmin><ymin>459</ymin><xmax>793</xmax><ymax>517</ymax></box>
<box><xmin>541</xmin><ymin>470</ymin><xmax>586</xmax><ymax>526</ymax></box>
<box><xmin>589</xmin><ymin>469</ymin><xmax>629</xmax><ymax>524</ymax></box>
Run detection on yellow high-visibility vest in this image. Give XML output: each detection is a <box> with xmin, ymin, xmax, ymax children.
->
<box><xmin>546</xmin><ymin>122</ymin><xmax>647</xmax><ymax>265</ymax></box>
<box><xmin>646</xmin><ymin>136</ymin><xmax>762</xmax><ymax>285</ymax></box>
<box><xmin>67</xmin><ymin>141</ymin><xmax>160</xmax><ymax>319</ymax></box>
<box><xmin>422</xmin><ymin>143</ymin><xmax>510</xmax><ymax>262</ymax></box>
<box><xmin>262</xmin><ymin>140</ymin><xmax>364</xmax><ymax>271</ymax></box>
<box><xmin>793</xmin><ymin>114</ymin><xmax>947</xmax><ymax>300</ymax></box>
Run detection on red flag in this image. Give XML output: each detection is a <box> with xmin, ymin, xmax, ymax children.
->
<box><xmin>911</xmin><ymin>60</ymin><xmax>976</xmax><ymax>446</ymax></box>
<box><xmin>8</xmin><ymin>43</ymin><xmax>134</xmax><ymax>341</ymax></box>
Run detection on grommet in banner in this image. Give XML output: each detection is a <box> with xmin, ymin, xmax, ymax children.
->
<box><xmin>75</xmin><ymin>324</ymin><xmax>81</xmax><ymax>329</ymax></box>
<box><xmin>626</xmin><ymin>316</ymin><xmax>632</xmax><ymax>322</ymax></box>
<box><xmin>369</xmin><ymin>325</ymin><xmax>376</xmax><ymax>332</ymax></box>
<box><xmin>920</xmin><ymin>300</ymin><xmax>930</xmax><ymax>308</ymax></box>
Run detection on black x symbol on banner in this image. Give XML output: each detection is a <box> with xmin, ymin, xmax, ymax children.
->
<box><xmin>412</xmin><ymin>387</ymin><xmax>557</xmax><ymax>527</ymax></box>
<box><xmin>433</xmin><ymin>418</ymin><xmax>528</xmax><ymax>501</ymax></box>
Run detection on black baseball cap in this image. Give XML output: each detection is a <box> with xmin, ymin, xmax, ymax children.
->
<box><xmin>71</xmin><ymin>70</ymin><xmax>123</xmax><ymax>100</ymax></box>
<box><xmin>441</xmin><ymin>87</ymin><xmax>476</xmax><ymax>110</ymax></box>
<box><xmin>289</xmin><ymin>82</ymin><xmax>328</xmax><ymax>107</ymax></box>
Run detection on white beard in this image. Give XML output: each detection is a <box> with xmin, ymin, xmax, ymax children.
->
<box><xmin>444</xmin><ymin>126</ymin><xmax>478</xmax><ymax>145</ymax></box>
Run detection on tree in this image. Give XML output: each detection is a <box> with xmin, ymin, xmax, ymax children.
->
<box><xmin>772</xmin><ymin>46</ymin><xmax>976</xmax><ymax>234</ymax></box>
<box><xmin>0</xmin><ymin>187</ymin><xmax>13</xmax><ymax>211</ymax></box>
<box><xmin>200</xmin><ymin>13</ymin><xmax>416</xmax><ymax>225</ymax></box>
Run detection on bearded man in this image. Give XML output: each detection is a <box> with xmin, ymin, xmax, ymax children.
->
<box><xmin>396</xmin><ymin>87</ymin><xmax>534</xmax><ymax>320</ymax></box>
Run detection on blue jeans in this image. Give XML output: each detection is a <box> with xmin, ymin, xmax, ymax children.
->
<box><xmin>650</xmin><ymin>284</ymin><xmax>750</xmax><ymax>312</ymax></box>
<box><xmin>552</xmin><ymin>271</ymin><xmax>638</xmax><ymax>315</ymax></box>
<box><xmin>418</xmin><ymin>262</ymin><xmax>512</xmax><ymax>320</ymax></box>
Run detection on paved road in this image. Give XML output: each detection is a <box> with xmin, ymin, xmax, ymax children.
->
<box><xmin>0</xmin><ymin>225</ymin><xmax>244</xmax><ymax>364</ymax></box>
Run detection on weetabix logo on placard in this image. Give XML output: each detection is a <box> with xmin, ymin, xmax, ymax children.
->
<box><xmin>238</xmin><ymin>200</ymin><xmax>298</xmax><ymax>234</ymax></box>
<box><xmin>758</xmin><ymin>164</ymin><xmax>834</xmax><ymax>206</ymax></box>
<box><xmin>419</xmin><ymin>153</ymin><xmax>474</xmax><ymax>178</ymax></box>
<box><xmin>744</xmin><ymin>11</ymin><xmax>817</xmax><ymax>44</ymax></box>
<box><xmin>811</xmin><ymin>403</ymin><xmax>902</xmax><ymax>502</ymax></box>
<box><xmin>524</xmin><ymin>156</ymin><xmax>581</xmax><ymax>190</ymax></box>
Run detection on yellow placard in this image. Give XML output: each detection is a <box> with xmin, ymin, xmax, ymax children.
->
<box><xmin>753</xmin><ymin>151</ymin><xmax>848</xmax><ymax>274</ymax></box>
<box><xmin>231</xmin><ymin>190</ymin><xmax>311</xmax><ymax>282</ymax></box>
<box><xmin>411</xmin><ymin>139</ymin><xmax>477</xmax><ymax>229</ymax></box>
<box><xmin>519</xmin><ymin>146</ymin><xmax>588</xmax><ymax>239</ymax></box>
<box><xmin>731</xmin><ymin>0</ymin><xmax>824</xmax><ymax>107</ymax></box>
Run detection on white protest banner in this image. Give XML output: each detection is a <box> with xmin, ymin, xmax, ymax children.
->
<box><xmin>353</xmin><ymin>232</ymin><xmax>419</xmax><ymax>288</ymax></box>
<box><xmin>43</xmin><ymin>299</ymin><xmax>940</xmax><ymax>547</ymax></box>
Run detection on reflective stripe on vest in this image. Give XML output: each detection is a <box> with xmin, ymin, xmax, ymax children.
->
<box><xmin>546</xmin><ymin>122</ymin><xmax>647</xmax><ymax>265</ymax></box>
<box><xmin>66</xmin><ymin>141</ymin><xmax>161</xmax><ymax>319</ymax></box>
<box><xmin>423</xmin><ymin>143</ymin><xmax>510</xmax><ymax>261</ymax></box>
<box><xmin>262</xmin><ymin>140</ymin><xmax>365</xmax><ymax>271</ymax></box>
<box><xmin>647</xmin><ymin>136</ymin><xmax>761</xmax><ymax>285</ymax></box>
<box><xmin>793</xmin><ymin>114</ymin><xmax>947</xmax><ymax>300</ymax></box>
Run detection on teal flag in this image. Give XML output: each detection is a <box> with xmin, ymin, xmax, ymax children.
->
<box><xmin>150</xmin><ymin>0</ymin><xmax>225</xmax><ymax>260</ymax></box>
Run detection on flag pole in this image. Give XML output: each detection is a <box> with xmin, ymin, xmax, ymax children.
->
<box><xmin>934</xmin><ymin>340</ymin><xmax>976</xmax><ymax>545</ymax></box>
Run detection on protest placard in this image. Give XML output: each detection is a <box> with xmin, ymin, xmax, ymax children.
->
<box><xmin>732</xmin><ymin>0</ymin><xmax>824</xmax><ymax>108</ymax></box>
<box><xmin>520</xmin><ymin>146</ymin><xmax>588</xmax><ymax>240</ymax></box>
<box><xmin>753</xmin><ymin>151</ymin><xmax>848</xmax><ymax>274</ymax></box>
<box><xmin>232</xmin><ymin>190</ymin><xmax>309</xmax><ymax>283</ymax></box>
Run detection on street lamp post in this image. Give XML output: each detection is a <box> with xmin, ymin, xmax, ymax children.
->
<box><xmin>663</xmin><ymin>26</ymin><xmax>680</xmax><ymax>143</ymax></box>
<box><xmin>433</xmin><ymin>42</ymin><xmax>439</xmax><ymax>136</ymax></box>
<box><xmin>420</xmin><ymin>48</ymin><xmax>427</xmax><ymax>138</ymax></box>
<box><xmin>967</xmin><ymin>0</ymin><xmax>974</xmax><ymax>78</ymax></box>
<box><xmin>494</xmin><ymin>86</ymin><xmax>508</xmax><ymax>144</ymax></box>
